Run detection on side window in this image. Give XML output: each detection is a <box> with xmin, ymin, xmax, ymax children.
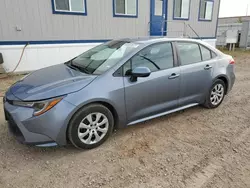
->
<box><xmin>123</xmin><ymin>42</ymin><xmax>174</xmax><ymax>75</ymax></box>
<box><xmin>177</xmin><ymin>42</ymin><xmax>202</xmax><ymax>65</ymax></box>
<box><xmin>200</xmin><ymin>45</ymin><xmax>211</xmax><ymax>61</ymax></box>
<box><xmin>211</xmin><ymin>51</ymin><xmax>217</xmax><ymax>58</ymax></box>
<box><xmin>123</xmin><ymin>60</ymin><xmax>132</xmax><ymax>76</ymax></box>
<box><xmin>199</xmin><ymin>0</ymin><xmax>214</xmax><ymax>21</ymax></box>
<box><xmin>114</xmin><ymin>0</ymin><xmax>137</xmax><ymax>17</ymax></box>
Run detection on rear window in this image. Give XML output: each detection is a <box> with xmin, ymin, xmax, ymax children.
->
<box><xmin>177</xmin><ymin>42</ymin><xmax>202</xmax><ymax>65</ymax></box>
<box><xmin>211</xmin><ymin>51</ymin><xmax>217</xmax><ymax>58</ymax></box>
<box><xmin>200</xmin><ymin>45</ymin><xmax>211</xmax><ymax>61</ymax></box>
<box><xmin>200</xmin><ymin>44</ymin><xmax>217</xmax><ymax>61</ymax></box>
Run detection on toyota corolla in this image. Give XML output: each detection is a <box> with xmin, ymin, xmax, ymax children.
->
<box><xmin>3</xmin><ymin>38</ymin><xmax>235</xmax><ymax>149</ymax></box>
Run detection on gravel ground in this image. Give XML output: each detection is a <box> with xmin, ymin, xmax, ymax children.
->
<box><xmin>1</xmin><ymin>51</ymin><xmax>250</xmax><ymax>188</ymax></box>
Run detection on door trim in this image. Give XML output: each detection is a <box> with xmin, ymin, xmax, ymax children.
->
<box><xmin>127</xmin><ymin>103</ymin><xmax>198</xmax><ymax>125</ymax></box>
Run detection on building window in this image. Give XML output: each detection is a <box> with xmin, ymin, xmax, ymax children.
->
<box><xmin>113</xmin><ymin>0</ymin><xmax>138</xmax><ymax>18</ymax></box>
<box><xmin>52</xmin><ymin>0</ymin><xmax>87</xmax><ymax>15</ymax></box>
<box><xmin>173</xmin><ymin>0</ymin><xmax>190</xmax><ymax>20</ymax></box>
<box><xmin>199</xmin><ymin>0</ymin><xmax>213</xmax><ymax>21</ymax></box>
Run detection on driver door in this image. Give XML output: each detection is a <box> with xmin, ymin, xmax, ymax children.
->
<box><xmin>123</xmin><ymin>42</ymin><xmax>180</xmax><ymax>124</ymax></box>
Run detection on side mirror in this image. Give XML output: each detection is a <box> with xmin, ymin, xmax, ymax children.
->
<box><xmin>130</xmin><ymin>67</ymin><xmax>151</xmax><ymax>82</ymax></box>
<box><xmin>0</xmin><ymin>53</ymin><xmax>3</xmax><ymax>64</ymax></box>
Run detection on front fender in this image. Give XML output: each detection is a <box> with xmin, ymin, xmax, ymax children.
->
<box><xmin>64</xmin><ymin>97</ymin><xmax>126</xmax><ymax>127</ymax></box>
<box><xmin>57</xmin><ymin>76</ymin><xmax>127</xmax><ymax>144</ymax></box>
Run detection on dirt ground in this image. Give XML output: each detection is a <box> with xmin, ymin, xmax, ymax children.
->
<box><xmin>1</xmin><ymin>51</ymin><xmax>250</xmax><ymax>188</ymax></box>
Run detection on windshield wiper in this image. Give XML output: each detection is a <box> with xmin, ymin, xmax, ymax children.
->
<box><xmin>66</xmin><ymin>61</ymin><xmax>91</xmax><ymax>74</ymax></box>
<box><xmin>138</xmin><ymin>55</ymin><xmax>160</xmax><ymax>70</ymax></box>
<box><xmin>66</xmin><ymin>62</ymin><xmax>80</xmax><ymax>71</ymax></box>
<box><xmin>78</xmin><ymin>66</ymin><xmax>92</xmax><ymax>74</ymax></box>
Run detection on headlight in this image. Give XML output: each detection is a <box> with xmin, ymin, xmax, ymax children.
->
<box><xmin>13</xmin><ymin>97</ymin><xmax>63</xmax><ymax>116</ymax></box>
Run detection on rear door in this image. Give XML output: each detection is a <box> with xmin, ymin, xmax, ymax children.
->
<box><xmin>175</xmin><ymin>42</ymin><xmax>216</xmax><ymax>106</ymax></box>
<box><xmin>123</xmin><ymin>42</ymin><xmax>180</xmax><ymax>124</ymax></box>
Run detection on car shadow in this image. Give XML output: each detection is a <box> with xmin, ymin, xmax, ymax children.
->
<box><xmin>1</xmin><ymin>105</ymin><xmax>204</xmax><ymax>159</ymax></box>
<box><xmin>112</xmin><ymin>105</ymin><xmax>203</xmax><ymax>137</ymax></box>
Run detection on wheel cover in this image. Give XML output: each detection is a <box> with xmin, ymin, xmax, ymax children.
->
<box><xmin>78</xmin><ymin>112</ymin><xmax>109</xmax><ymax>145</ymax></box>
<box><xmin>210</xmin><ymin>83</ymin><xmax>224</xmax><ymax>106</ymax></box>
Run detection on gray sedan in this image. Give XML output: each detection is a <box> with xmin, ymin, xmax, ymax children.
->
<box><xmin>3</xmin><ymin>38</ymin><xmax>235</xmax><ymax>149</ymax></box>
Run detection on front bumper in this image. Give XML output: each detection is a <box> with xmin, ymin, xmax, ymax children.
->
<box><xmin>3</xmin><ymin>95</ymin><xmax>76</xmax><ymax>146</ymax></box>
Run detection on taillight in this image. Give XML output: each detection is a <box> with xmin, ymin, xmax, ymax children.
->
<box><xmin>229</xmin><ymin>59</ymin><xmax>235</xmax><ymax>64</ymax></box>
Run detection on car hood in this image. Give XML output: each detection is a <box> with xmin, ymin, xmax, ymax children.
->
<box><xmin>10</xmin><ymin>64</ymin><xmax>97</xmax><ymax>101</ymax></box>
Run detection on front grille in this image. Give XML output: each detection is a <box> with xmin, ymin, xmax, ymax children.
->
<box><xmin>5</xmin><ymin>111</ymin><xmax>25</xmax><ymax>143</ymax></box>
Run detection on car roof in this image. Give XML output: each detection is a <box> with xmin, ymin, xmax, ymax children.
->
<box><xmin>118</xmin><ymin>37</ymin><xmax>204</xmax><ymax>44</ymax></box>
<box><xmin>115</xmin><ymin>37</ymin><xmax>223</xmax><ymax>56</ymax></box>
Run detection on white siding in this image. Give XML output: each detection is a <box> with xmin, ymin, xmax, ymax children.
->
<box><xmin>167</xmin><ymin>0</ymin><xmax>220</xmax><ymax>38</ymax></box>
<box><xmin>0</xmin><ymin>0</ymin><xmax>150</xmax><ymax>41</ymax></box>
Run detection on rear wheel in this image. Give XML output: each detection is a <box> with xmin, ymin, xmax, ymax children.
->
<box><xmin>68</xmin><ymin>104</ymin><xmax>114</xmax><ymax>149</ymax></box>
<box><xmin>203</xmin><ymin>79</ymin><xmax>226</xmax><ymax>109</ymax></box>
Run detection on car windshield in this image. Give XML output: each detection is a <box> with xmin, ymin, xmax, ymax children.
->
<box><xmin>71</xmin><ymin>40</ymin><xmax>139</xmax><ymax>75</ymax></box>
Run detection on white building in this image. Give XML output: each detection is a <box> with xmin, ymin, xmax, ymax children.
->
<box><xmin>0</xmin><ymin>0</ymin><xmax>220</xmax><ymax>73</ymax></box>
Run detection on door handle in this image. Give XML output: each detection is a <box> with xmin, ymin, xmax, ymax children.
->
<box><xmin>168</xmin><ymin>73</ymin><xmax>180</xmax><ymax>79</ymax></box>
<box><xmin>204</xmin><ymin>65</ymin><xmax>212</xmax><ymax>70</ymax></box>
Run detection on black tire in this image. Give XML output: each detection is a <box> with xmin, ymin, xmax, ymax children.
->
<box><xmin>203</xmin><ymin>79</ymin><xmax>226</xmax><ymax>109</ymax></box>
<box><xmin>68</xmin><ymin>104</ymin><xmax>114</xmax><ymax>149</ymax></box>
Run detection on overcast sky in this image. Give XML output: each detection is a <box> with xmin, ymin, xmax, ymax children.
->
<box><xmin>219</xmin><ymin>0</ymin><xmax>250</xmax><ymax>17</ymax></box>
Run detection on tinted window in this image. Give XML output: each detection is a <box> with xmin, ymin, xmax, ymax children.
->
<box><xmin>123</xmin><ymin>42</ymin><xmax>174</xmax><ymax>75</ymax></box>
<box><xmin>200</xmin><ymin>45</ymin><xmax>211</xmax><ymax>61</ymax></box>
<box><xmin>177</xmin><ymin>42</ymin><xmax>202</xmax><ymax>65</ymax></box>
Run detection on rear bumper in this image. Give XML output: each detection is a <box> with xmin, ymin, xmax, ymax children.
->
<box><xmin>227</xmin><ymin>72</ymin><xmax>236</xmax><ymax>94</ymax></box>
<box><xmin>3</xmin><ymin>96</ymin><xmax>76</xmax><ymax>146</ymax></box>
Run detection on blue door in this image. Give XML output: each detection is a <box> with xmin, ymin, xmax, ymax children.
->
<box><xmin>150</xmin><ymin>0</ymin><xmax>167</xmax><ymax>36</ymax></box>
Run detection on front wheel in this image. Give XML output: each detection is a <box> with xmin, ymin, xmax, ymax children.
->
<box><xmin>203</xmin><ymin>79</ymin><xmax>226</xmax><ymax>109</ymax></box>
<box><xmin>68</xmin><ymin>104</ymin><xmax>114</xmax><ymax>149</ymax></box>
